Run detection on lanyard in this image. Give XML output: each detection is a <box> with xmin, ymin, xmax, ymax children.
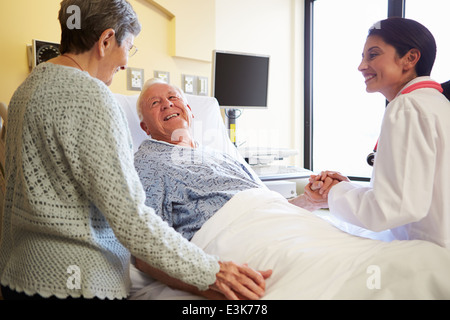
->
<box><xmin>400</xmin><ymin>80</ymin><xmax>443</xmax><ymax>95</ymax></box>
<box><xmin>367</xmin><ymin>80</ymin><xmax>443</xmax><ymax>166</ymax></box>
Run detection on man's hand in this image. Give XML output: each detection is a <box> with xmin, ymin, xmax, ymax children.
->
<box><xmin>289</xmin><ymin>179</ymin><xmax>329</xmax><ymax>210</ymax></box>
<box><xmin>210</xmin><ymin>262</ymin><xmax>272</xmax><ymax>300</ymax></box>
<box><xmin>290</xmin><ymin>171</ymin><xmax>349</xmax><ymax>211</ymax></box>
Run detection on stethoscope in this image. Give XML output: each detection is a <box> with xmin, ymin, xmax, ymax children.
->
<box><xmin>366</xmin><ymin>140</ymin><xmax>378</xmax><ymax>166</ymax></box>
<box><xmin>366</xmin><ymin>81</ymin><xmax>443</xmax><ymax>167</ymax></box>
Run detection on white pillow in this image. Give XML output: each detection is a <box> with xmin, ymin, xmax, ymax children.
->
<box><xmin>112</xmin><ymin>93</ymin><xmax>241</xmax><ymax>162</ymax></box>
<box><xmin>113</xmin><ymin>94</ymin><xmax>146</xmax><ymax>153</ymax></box>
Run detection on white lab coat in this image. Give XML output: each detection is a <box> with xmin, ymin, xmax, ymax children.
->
<box><xmin>328</xmin><ymin>77</ymin><xmax>450</xmax><ymax>248</ymax></box>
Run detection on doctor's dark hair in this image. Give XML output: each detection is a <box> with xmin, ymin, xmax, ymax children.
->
<box><xmin>368</xmin><ymin>17</ymin><xmax>436</xmax><ymax>77</ymax></box>
<box><xmin>58</xmin><ymin>0</ymin><xmax>141</xmax><ymax>54</ymax></box>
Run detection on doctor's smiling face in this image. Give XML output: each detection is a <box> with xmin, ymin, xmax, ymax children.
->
<box><xmin>358</xmin><ymin>35</ymin><xmax>420</xmax><ymax>102</ymax></box>
<box><xmin>139</xmin><ymin>82</ymin><xmax>194</xmax><ymax>146</ymax></box>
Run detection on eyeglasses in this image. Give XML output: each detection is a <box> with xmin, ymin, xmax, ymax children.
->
<box><xmin>129</xmin><ymin>45</ymin><xmax>138</xmax><ymax>57</ymax></box>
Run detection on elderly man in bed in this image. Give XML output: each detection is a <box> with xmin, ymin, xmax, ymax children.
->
<box><xmin>132</xmin><ymin>78</ymin><xmax>322</xmax><ymax>298</ymax></box>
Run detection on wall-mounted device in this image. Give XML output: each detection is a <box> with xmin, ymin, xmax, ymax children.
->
<box><xmin>27</xmin><ymin>39</ymin><xmax>61</xmax><ymax>69</ymax></box>
<box><xmin>180</xmin><ymin>75</ymin><xmax>209</xmax><ymax>96</ymax></box>
<box><xmin>127</xmin><ymin>67</ymin><xmax>144</xmax><ymax>91</ymax></box>
<box><xmin>154</xmin><ymin>70</ymin><xmax>170</xmax><ymax>83</ymax></box>
<box><xmin>182</xmin><ymin>74</ymin><xmax>195</xmax><ymax>94</ymax></box>
<box><xmin>212</xmin><ymin>50</ymin><xmax>270</xmax><ymax>110</ymax></box>
<box><xmin>212</xmin><ymin>50</ymin><xmax>270</xmax><ymax>145</ymax></box>
<box><xmin>198</xmin><ymin>76</ymin><xmax>208</xmax><ymax>96</ymax></box>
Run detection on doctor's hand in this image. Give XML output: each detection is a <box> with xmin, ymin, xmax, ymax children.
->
<box><xmin>309</xmin><ymin>171</ymin><xmax>349</xmax><ymax>199</ymax></box>
<box><xmin>210</xmin><ymin>261</ymin><xmax>272</xmax><ymax>300</ymax></box>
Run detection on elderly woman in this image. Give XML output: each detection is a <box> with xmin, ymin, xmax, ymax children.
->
<box><xmin>0</xmin><ymin>0</ymin><xmax>268</xmax><ymax>300</ymax></box>
<box><xmin>302</xmin><ymin>18</ymin><xmax>450</xmax><ymax>248</ymax></box>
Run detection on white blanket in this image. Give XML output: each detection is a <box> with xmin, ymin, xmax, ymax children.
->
<box><xmin>130</xmin><ymin>188</ymin><xmax>450</xmax><ymax>300</ymax></box>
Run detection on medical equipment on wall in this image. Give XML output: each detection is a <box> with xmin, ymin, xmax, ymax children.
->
<box><xmin>238</xmin><ymin>146</ymin><xmax>298</xmax><ymax>165</ymax></box>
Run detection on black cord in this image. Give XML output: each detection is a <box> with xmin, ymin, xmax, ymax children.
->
<box><xmin>224</xmin><ymin>108</ymin><xmax>242</xmax><ymax>119</ymax></box>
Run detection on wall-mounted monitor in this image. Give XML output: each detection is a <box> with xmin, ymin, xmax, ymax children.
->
<box><xmin>212</xmin><ymin>50</ymin><xmax>270</xmax><ymax>109</ymax></box>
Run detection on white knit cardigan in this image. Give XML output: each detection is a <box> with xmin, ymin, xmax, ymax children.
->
<box><xmin>0</xmin><ymin>63</ymin><xmax>219</xmax><ymax>299</ymax></box>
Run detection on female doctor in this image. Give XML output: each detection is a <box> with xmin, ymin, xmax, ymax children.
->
<box><xmin>303</xmin><ymin>17</ymin><xmax>450</xmax><ymax>248</ymax></box>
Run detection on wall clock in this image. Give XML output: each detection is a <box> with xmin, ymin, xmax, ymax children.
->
<box><xmin>27</xmin><ymin>39</ymin><xmax>61</xmax><ymax>69</ymax></box>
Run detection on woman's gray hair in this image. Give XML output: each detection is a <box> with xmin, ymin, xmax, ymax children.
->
<box><xmin>136</xmin><ymin>78</ymin><xmax>188</xmax><ymax>121</ymax></box>
<box><xmin>58</xmin><ymin>0</ymin><xmax>141</xmax><ymax>54</ymax></box>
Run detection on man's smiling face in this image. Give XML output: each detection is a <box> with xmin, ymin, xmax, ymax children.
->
<box><xmin>139</xmin><ymin>83</ymin><xmax>193</xmax><ymax>144</ymax></box>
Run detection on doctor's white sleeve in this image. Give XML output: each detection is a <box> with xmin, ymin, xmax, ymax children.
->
<box><xmin>328</xmin><ymin>95</ymin><xmax>437</xmax><ymax>232</ymax></box>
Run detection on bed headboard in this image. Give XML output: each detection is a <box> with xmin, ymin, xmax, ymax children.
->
<box><xmin>113</xmin><ymin>93</ymin><xmax>242</xmax><ymax>161</ymax></box>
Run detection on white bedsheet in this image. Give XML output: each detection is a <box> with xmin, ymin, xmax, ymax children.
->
<box><xmin>129</xmin><ymin>188</ymin><xmax>450</xmax><ymax>300</ymax></box>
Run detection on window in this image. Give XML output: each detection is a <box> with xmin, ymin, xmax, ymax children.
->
<box><xmin>309</xmin><ymin>0</ymin><xmax>387</xmax><ymax>180</ymax></box>
<box><xmin>405</xmin><ymin>0</ymin><xmax>450</xmax><ymax>84</ymax></box>
<box><xmin>305</xmin><ymin>0</ymin><xmax>449</xmax><ymax>180</ymax></box>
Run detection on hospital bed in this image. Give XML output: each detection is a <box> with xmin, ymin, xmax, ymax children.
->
<box><xmin>117</xmin><ymin>93</ymin><xmax>450</xmax><ymax>299</ymax></box>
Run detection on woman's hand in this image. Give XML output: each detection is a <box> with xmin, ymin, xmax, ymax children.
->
<box><xmin>134</xmin><ymin>258</ymin><xmax>271</xmax><ymax>300</ymax></box>
<box><xmin>210</xmin><ymin>261</ymin><xmax>272</xmax><ymax>300</ymax></box>
<box><xmin>309</xmin><ymin>171</ymin><xmax>349</xmax><ymax>198</ymax></box>
<box><xmin>295</xmin><ymin>171</ymin><xmax>349</xmax><ymax>210</ymax></box>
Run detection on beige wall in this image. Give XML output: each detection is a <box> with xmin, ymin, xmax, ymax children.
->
<box><xmin>149</xmin><ymin>0</ymin><xmax>215</xmax><ymax>62</ymax></box>
<box><xmin>0</xmin><ymin>0</ymin><xmax>214</xmax><ymax>102</ymax></box>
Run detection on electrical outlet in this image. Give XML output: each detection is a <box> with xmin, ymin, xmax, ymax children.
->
<box><xmin>154</xmin><ymin>70</ymin><xmax>170</xmax><ymax>83</ymax></box>
<box><xmin>131</xmin><ymin>71</ymin><xmax>141</xmax><ymax>88</ymax></box>
<box><xmin>182</xmin><ymin>74</ymin><xmax>196</xmax><ymax>94</ymax></box>
<box><xmin>198</xmin><ymin>77</ymin><xmax>208</xmax><ymax>96</ymax></box>
<box><xmin>127</xmin><ymin>67</ymin><xmax>144</xmax><ymax>91</ymax></box>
